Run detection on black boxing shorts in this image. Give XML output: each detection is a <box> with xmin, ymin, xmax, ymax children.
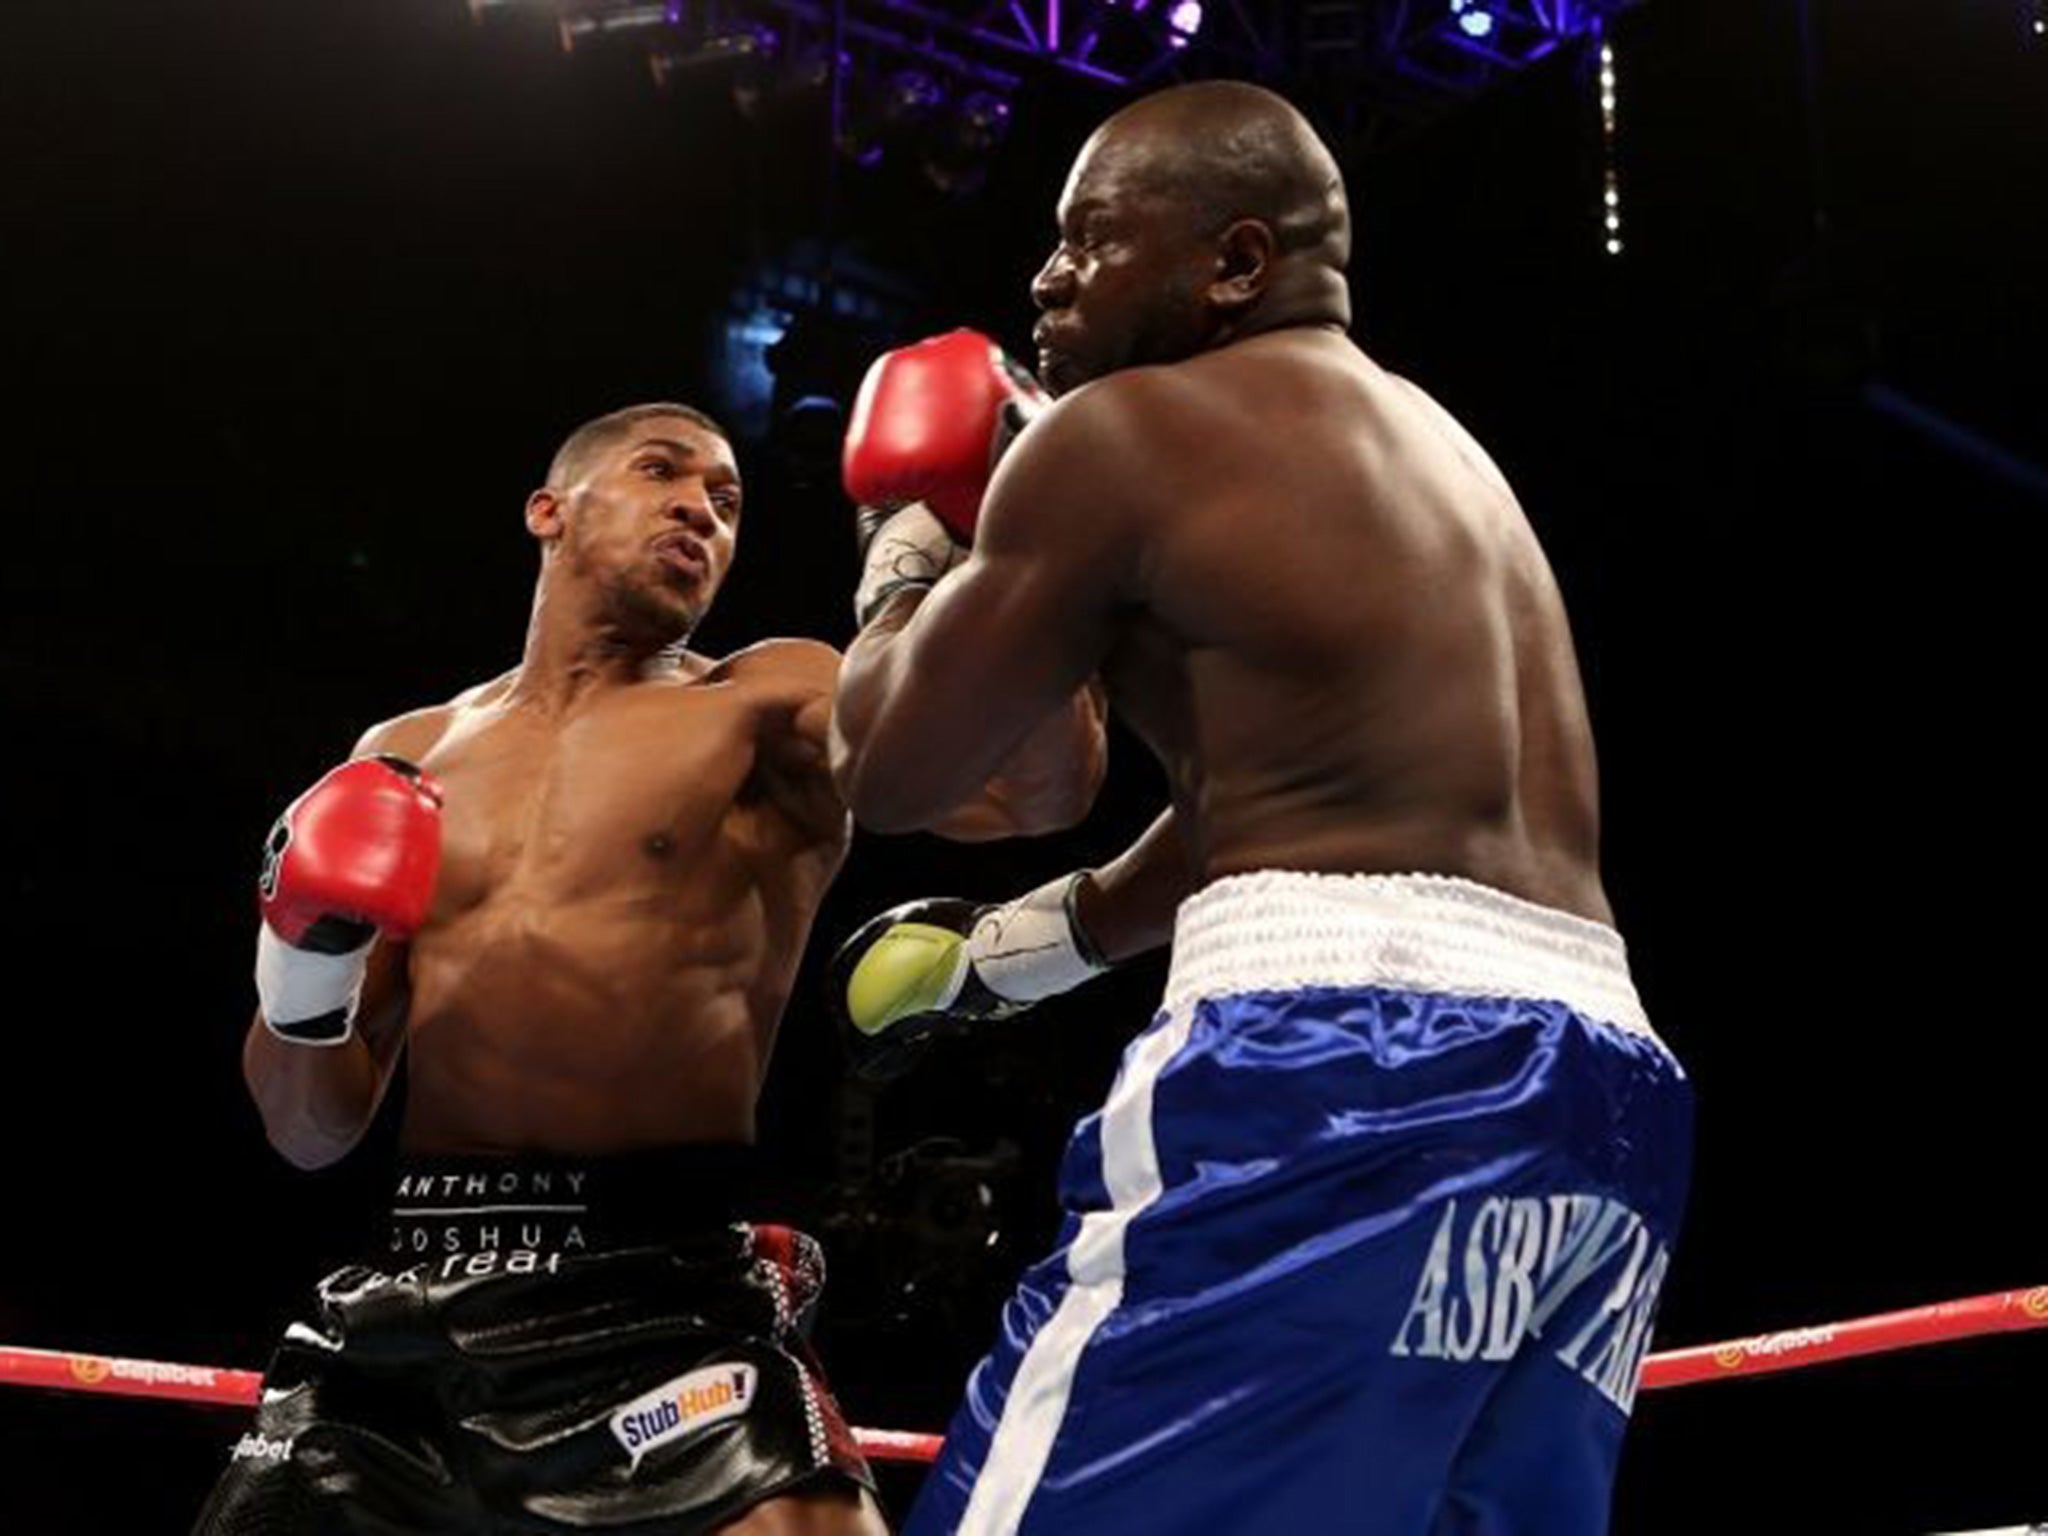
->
<box><xmin>191</xmin><ymin>1145</ymin><xmax>874</xmax><ymax>1534</ymax></box>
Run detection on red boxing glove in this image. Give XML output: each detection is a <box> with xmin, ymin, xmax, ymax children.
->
<box><xmin>261</xmin><ymin>755</ymin><xmax>443</xmax><ymax>945</ymax></box>
<box><xmin>255</xmin><ymin>755</ymin><xmax>443</xmax><ymax>1044</ymax></box>
<box><xmin>842</xmin><ymin>329</ymin><xmax>1048</xmax><ymax>541</ymax></box>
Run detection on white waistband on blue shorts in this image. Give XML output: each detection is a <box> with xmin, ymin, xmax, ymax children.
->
<box><xmin>1165</xmin><ymin>871</ymin><xmax>1655</xmax><ymax>1040</ymax></box>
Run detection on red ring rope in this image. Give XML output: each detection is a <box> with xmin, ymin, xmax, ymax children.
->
<box><xmin>1636</xmin><ymin>1283</ymin><xmax>2048</xmax><ymax>1389</ymax></box>
<box><xmin>4</xmin><ymin>1283</ymin><xmax>2042</xmax><ymax>1464</ymax></box>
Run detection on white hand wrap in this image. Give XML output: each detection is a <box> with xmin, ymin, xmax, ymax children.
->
<box><xmin>255</xmin><ymin>924</ymin><xmax>371</xmax><ymax>1046</ymax></box>
<box><xmin>854</xmin><ymin>502</ymin><xmax>967</xmax><ymax>627</ymax></box>
<box><xmin>964</xmin><ymin>871</ymin><xmax>1110</xmax><ymax>1004</ymax></box>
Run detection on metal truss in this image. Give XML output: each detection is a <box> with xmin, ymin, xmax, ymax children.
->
<box><xmin>1295</xmin><ymin>0</ymin><xmax>1646</xmax><ymax>140</ymax></box>
<box><xmin>469</xmin><ymin>0</ymin><xmax>1649</xmax><ymax>146</ymax></box>
<box><xmin>473</xmin><ymin>0</ymin><xmax>1286</xmax><ymax>92</ymax></box>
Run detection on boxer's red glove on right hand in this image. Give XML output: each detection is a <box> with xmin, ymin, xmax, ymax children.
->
<box><xmin>843</xmin><ymin>330</ymin><xmax>1047</xmax><ymax>625</ymax></box>
<box><xmin>254</xmin><ymin>754</ymin><xmax>443</xmax><ymax>1045</ymax></box>
<box><xmin>842</xmin><ymin>328</ymin><xmax>1048</xmax><ymax>540</ymax></box>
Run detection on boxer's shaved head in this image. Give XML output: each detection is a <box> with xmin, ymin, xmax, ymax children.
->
<box><xmin>1087</xmin><ymin>81</ymin><xmax>1350</xmax><ymax>269</ymax></box>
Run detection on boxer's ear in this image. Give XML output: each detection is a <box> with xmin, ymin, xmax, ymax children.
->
<box><xmin>1206</xmin><ymin>219</ymin><xmax>1278</xmax><ymax>315</ymax></box>
<box><xmin>526</xmin><ymin>488</ymin><xmax>565</xmax><ymax>543</ymax></box>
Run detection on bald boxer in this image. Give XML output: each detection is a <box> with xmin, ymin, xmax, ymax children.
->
<box><xmin>830</xmin><ymin>84</ymin><xmax>1694</xmax><ymax>1535</ymax></box>
<box><xmin>194</xmin><ymin>403</ymin><xmax>1102</xmax><ymax>1535</ymax></box>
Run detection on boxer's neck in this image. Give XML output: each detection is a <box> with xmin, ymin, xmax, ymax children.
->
<box><xmin>512</xmin><ymin>576</ymin><xmax>694</xmax><ymax>706</ymax></box>
<box><xmin>1210</xmin><ymin>261</ymin><xmax>1351</xmax><ymax>353</ymax></box>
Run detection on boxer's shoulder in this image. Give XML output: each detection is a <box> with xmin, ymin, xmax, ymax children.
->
<box><xmin>357</xmin><ymin>669</ymin><xmax>524</xmax><ymax>758</ymax></box>
<box><xmin>973</xmin><ymin>367</ymin><xmax>1213</xmax><ymax>591</ymax></box>
<box><xmin>1014</xmin><ymin>363</ymin><xmax>1230</xmax><ymax>502</ymax></box>
<box><xmin>702</xmin><ymin>641</ymin><xmax>844</xmax><ymax>775</ymax></box>
<box><xmin>1034</xmin><ymin>365</ymin><xmax>1179</xmax><ymax>441</ymax></box>
<box><xmin>351</xmin><ymin>695</ymin><xmax>469</xmax><ymax>764</ymax></box>
<box><xmin>696</xmin><ymin>641</ymin><xmax>849</xmax><ymax>846</ymax></box>
<box><xmin>704</xmin><ymin>637</ymin><xmax>841</xmax><ymax>699</ymax></box>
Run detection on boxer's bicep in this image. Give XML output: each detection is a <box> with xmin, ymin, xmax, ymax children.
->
<box><xmin>835</xmin><ymin>415</ymin><xmax>1134</xmax><ymax>831</ymax></box>
<box><xmin>927</xmin><ymin>678</ymin><xmax>1108</xmax><ymax>842</ymax></box>
<box><xmin>748</xmin><ymin>643</ymin><xmax>856</xmax><ymax>845</ymax></box>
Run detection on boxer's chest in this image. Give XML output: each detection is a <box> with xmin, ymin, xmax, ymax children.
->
<box><xmin>419</xmin><ymin>685</ymin><xmax>765</xmax><ymax>911</ymax></box>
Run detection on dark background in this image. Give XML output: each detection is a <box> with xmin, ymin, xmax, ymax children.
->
<box><xmin>2</xmin><ymin>0</ymin><xmax>2043</xmax><ymax>1529</ymax></box>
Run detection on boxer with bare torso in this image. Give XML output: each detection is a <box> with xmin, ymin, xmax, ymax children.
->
<box><xmin>828</xmin><ymin>84</ymin><xmax>1694</xmax><ymax>1535</ymax></box>
<box><xmin>193</xmin><ymin>403</ymin><xmax>1100</xmax><ymax>1535</ymax></box>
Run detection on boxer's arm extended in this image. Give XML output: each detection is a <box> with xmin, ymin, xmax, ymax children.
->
<box><xmin>830</xmin><ymin>807</ymin><xmax>1185</xmax><ymax>1078</ymax></box>
<box><xmin>833</xmin><ymin>398</ymin><xmax>1136</xmax><ymax>832</ymax></box>
<box><xmin>243</xmin><ymin>715</ymin><xmax>438</xmax><ymax>1169</ymax></box>
<box><xmin>729</xmin><ymin>640</ymin><xmax>856</xmax><ymax>850</ymax></box>
<box><xmin>746</xmin><ymin>639</ymin><xmax>1103</xmax><ymax>842</ymax></box>
<box><xmin>928</xmin><ymin>677</ymin><xmax>1106</xmax><ymax>841</ymax></box>
<box><xmin>1073</xmin><ymin>807</ymin><xmax>1192</xmax><ymax>963</ymax></box>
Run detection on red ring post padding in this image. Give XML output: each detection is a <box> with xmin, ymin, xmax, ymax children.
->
<box><xmin>5</xmin><ymin>1284</ymin><xmax>2043</xmax><ymax>1465</ymax></box>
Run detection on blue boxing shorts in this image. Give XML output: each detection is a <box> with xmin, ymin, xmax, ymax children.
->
<box><xmin>906</xmin><ymin>872</ymin><xmax>1693</xmax><ymax>1536</ymax></box>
